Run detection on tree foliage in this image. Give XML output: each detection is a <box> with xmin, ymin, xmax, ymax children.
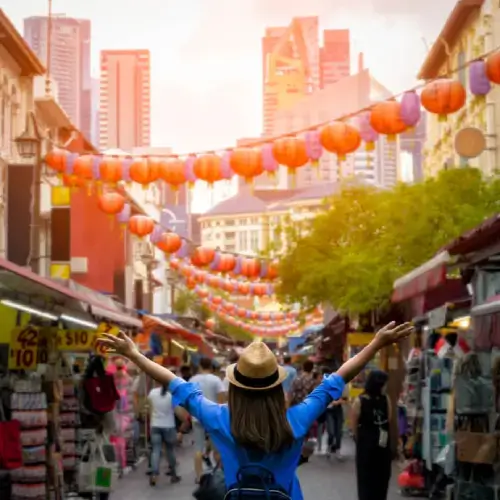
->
<box><xmin>278</xmin><ymin>168</ymin><xmax>500</xmax><ymax>314</ymax></box>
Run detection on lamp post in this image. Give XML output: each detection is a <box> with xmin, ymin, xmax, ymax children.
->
<box><xmin>15</xmin><ymin>112</ymin><xmax>42</xmax><ymax>274</ymax></box>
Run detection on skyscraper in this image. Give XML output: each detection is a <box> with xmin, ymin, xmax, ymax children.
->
<box><xmin>99</xmin><ymin>49</ymin><xmax>151</xmax><ymax>151</ymax></box>
<box><xmin>320</xmin><ymin>29</ymin><xmax>351</xmax><ymax>88</ymax></box>
<box><xmin>261</xmin><ymin>17</ymin><xmax>320</xmax><ymax>137</ymax></box>
<box><xmin>24</xmin><ymin>15</ymin><xmax>91</xmax><ymax>140</ymax></box>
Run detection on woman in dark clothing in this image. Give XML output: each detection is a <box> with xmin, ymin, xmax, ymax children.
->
<box><xmin>351</xmin><ymin>370</ymin><xmax>392</xmax><ymax>500</ymax></box>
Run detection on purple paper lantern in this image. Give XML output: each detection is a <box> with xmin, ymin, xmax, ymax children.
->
<box><xmin>305</xmin><ymin>130</ymin><xmax>323</xmax><ymax>166</ymax></box>
<box><xmin>400</xmin><ymin>91</ymin><xmax>421</xmax><ymax>127</ymax></box>
<box><xmin>261</xmin><ymin>144</ymin><xmax>279</xmax><ymax>178</ymax></box>
<box><xmin>66</xmin><ymin>153</ymin><xmax>78</xmax><ymax>175</ymax></box>
<box><xmin>469</xmin><ymin>60</ymin><xmax>491</xmax><ymax>98</ymax></box>
<box><xmin>91</xmin><ymin>156</ymin><xmax>102</xmax><ymax>181</ymax></box>
<box><xmin>116</xmin><ymin>203</ymin><xmax>131</xmax><ymax>225</ymax></box>
<box><xmin>233</xmin><ymin>256</ymin><xmax>242</xmax><ymax>276</ymax></box>
<box><xmin>210</xmin><ymin>251</ymin><xmax>221</xmax><ymax>271</ymax></box>
<box><xmin>184</xmin><ymin>156</ymin><xmax>197</xmax><ymax>186</ymax></box>
<box><xmin>221</xmin><ymin>151</ymin><xmax>234</xmax><ymax>180</ymax></box>
<box><xmin>357</xmin><ymin>112</ymin><xmax>379</xmax><ymax>151</ymax></box>
<box><xmin>175</xmin><ymin>240</ymin><xmax>189</xmax><ymax>258</ymax></box>
<box><xmin>149</xmin><ymin>224</ymin><xmax>163</xmax><ymax>244</ymax></box>
<box><xmin>121</xmin><ymin>157</ymin><xmax>133</xmax><ymax>183</ymax></box>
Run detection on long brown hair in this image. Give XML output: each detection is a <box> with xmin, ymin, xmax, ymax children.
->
<box><xmin>228</xmin><ymin>384</ymin><xmax>294</xmax><ymax>454</ymax></box>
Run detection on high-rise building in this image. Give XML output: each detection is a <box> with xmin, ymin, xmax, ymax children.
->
<box><xmin>261</xmin><ymin>17</ymin><xmax>320</xmax><ymax>137</ymax></box>
<box><xmin>99</xmin><ymin>49</ymin><xmax>151</xmax><ymax>151</ymax></box>
<box><xmin>90</xmin><ymin>78</ymin><xmax>100</xmax><ymax>146</ymax></box>
<box><xmin>24</xmin><ymin>15</ymin><xmax>91</xmax><ymax>140</ymax></box>
<box><xmin>320</xmin><ymin>29</ymin><xmax>350</xmax><ymax>88</ymax></box>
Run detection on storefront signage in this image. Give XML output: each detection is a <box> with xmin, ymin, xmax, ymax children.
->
<box><xmin>9</xmin><ymin>326</ymin><xmax>39</xmax><ymax>370</ymax></box>
<box><xmin>57</xmin><ymin>329</ymin><xmax>108</xmax><ymax>356</ymax></box>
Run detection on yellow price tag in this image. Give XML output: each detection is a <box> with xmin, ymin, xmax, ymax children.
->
<box><xmin>9</xmin><ymin>326</ymin><xmax>39</xmax><ymax>370</ymax></box>
<box><xmin>57</xmin><ymin>329</ymin><xmax>95</xmax><ymax>351</ymax></box>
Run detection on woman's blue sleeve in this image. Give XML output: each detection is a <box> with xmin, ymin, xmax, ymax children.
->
<box><xmin>169</xmin><ymin>377</ymin><xmax>224</xmax><ymax>431</ymax></box>
<box><xmin>287</xmin><ymin>373</ymin><xmax>346</xmax><ymax>438</ymax></box>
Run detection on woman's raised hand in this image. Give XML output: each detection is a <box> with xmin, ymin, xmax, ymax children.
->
<box><xmin>96</xmin><ymin>331</ymin><xmax>138</xmax><ymax>359</ymax></box>
<box><xmin>374</xmin><ymin>322</ymin><xmax>414</xmax><ymax>348</ymax></box>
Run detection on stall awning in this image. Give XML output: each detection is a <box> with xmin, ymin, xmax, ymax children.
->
<box><xmin>0</xmin><ymin>258</ymin><xmax>141</xmax><ymax>327</ymax></box>
<box><xmin>142</xmin><ymin>314</ymin><xmax>203</xmax><ymax>345</ymax></box>
<box><xmin>392</xmin><ymin>251</ymin><xmax>450</xmax><ymax>303</ymax></box>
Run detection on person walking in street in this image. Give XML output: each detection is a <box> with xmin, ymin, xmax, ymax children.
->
<box><xmin>282</xmin><ymin>355</ymin><xmax>297</xmax><ymax>404</ymax></box>
<box><xmin>350</xmin><ymin>369</ymin><xmax>392</xmax><ymax>500</ymax></box>
<box><xmin>325</xmin><ymin>374</ymin><xmax>348</xmax><ymax>460</ymax></box>
<box><xmin>148</xmin><ymin>381</ymin><xmax>188</xmax><ymax>486</ymax></box>
<box><xmin>98</xmin><ymin>321</ymin><xmax>412</xmax><ymax>500</ymax></box>
<box><xmin>189</xmin><ymin>357</ymin><xmax>225</xmax><ymax>483</ymax></box>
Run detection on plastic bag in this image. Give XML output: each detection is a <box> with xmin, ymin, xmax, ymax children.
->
<box><xmin>434</xmin><ymin>442</ymin><xmax>455</xmax><ymax>476</ymax></box>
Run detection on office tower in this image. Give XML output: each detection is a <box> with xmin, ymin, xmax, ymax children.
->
<box><xmin>99</xmin><ymin>49</ymin><xmax>151</xmax><ymax>151</ymax></box>
<box><xmin>261</xmin><ymin>17</ymin><xmax>320</xmax><ymax>137</ymax></box>
<box><xmin>24</xmin><ymin>15</ymin><xmax>91</xmax><ymax>140</ymax></box>
<box><xmin>320</xmin><ymin>29</ymin><xmax>351</xmax><ymax>88</ymax></box>
<box><xmin>90</xmin><ymin>78</ymin><xmax>100</xmax><ymax>147</ymax></box>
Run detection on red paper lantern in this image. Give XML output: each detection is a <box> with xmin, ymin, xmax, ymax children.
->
<box><xmin>486</xmin><ymin>50</ymin><xmax>500</xmax><ymax>84</ymax></box>
<box><xmin>62</xmin><ymin>174</ymin><xmax>86</xmax><ymax>189</ymax></box>
<box><xmin>370</xmin><ymin>100</ymin><xmax>407</xmax><ymax>140</ymax></box>
<box><xmin>241</xmin><ymin>258</ymin><xmax>261</xmax><ymax>278</ymax></box>
<box><xmin>229</xmin><ymin>148</ymin><xmax>264</xmax><ymax>183</ymax></box>
<box><xmin>128</xmin><ymin>215</ymin><xmax>154</xmax><ymax>237</ymax></box>
<box><xmin>158</xmin><ymin>158</ymin><xmax>187</xmax><ymax>190</ymax></box>
<box><xmin>320</xmin><ymin>122</ymin><xmax>361</xmax><ymax>161</ymax></box>
<box><xmin>129</xmin><ymin>158</ymin><xmax>153</xmax><ymax>187</ymax></box>
<box><xmin>73</xmin><ymin>155</ymin><xmax>94</xmax><ymax>182</ymax></box>
<box><xmin>237</xmin><ymin>307</ymin><xmax>247</xmax><ymax>318</ymax></box>
<box><xmin>100</xmin><ymin>157</ymin><xmax>123</xmax><ymax>185</ymax></box>
<box><xmin>98</xmin><ymin>192</ymin><xmax>126</xmax><ymax>215</ymax></box>
<box><xmin>191</xmin><ymin>247</ymin><xmax>216</xmax><ymax>267</ymax></box>
<box><xmin>420</xmin><ymin>79</ymin><xmax>466</xmax><ymax>121</ymax></box>
<box><xmin>267</xmin><ymin>260</ymin><xmax>279</xmax><ymax>280</ymax></box>
<box><xmin>272</xmin><ymin>137</ymin><xmax>308</xmax><ymax>170</ymax></box>
<box><xmin>237</xmin><ymin>282</ymin><xmax>250</xmax><ymax>295</ymax></box>
<box><xmin>193</xmin><ymin>154</ymin><xmax>223</xmax><ymax>185</ymax></box>
<box><xmin>156</xmin><ymin>232</ymin><xmax>182</xmax><ymax>254</ymax></box>
<box><xmin>45</xmin><ymin>148</ymin><xmax>68</xmax><ymax>174</ymax></box>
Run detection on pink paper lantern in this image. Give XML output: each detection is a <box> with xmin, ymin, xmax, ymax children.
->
<box><xmin>400</xmin><ymin>91</ymin><xmax>421</xmax><ymax>127</ymax></box>
<box><xmin>261</xmin><ymin>144</ymin><xmax>279</xmax><ymax>178</ymax></box>
<box><xmin>305</xmin><ymin>130</ymin><xmax>323</xmax><ymax>166</ymax></box>
<box><xmin>358</xmin><ymin>112</ymin><xmax>379</xmax><ymax>151</ymax></box>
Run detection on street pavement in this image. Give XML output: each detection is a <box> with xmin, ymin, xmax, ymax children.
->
<box><xmin>113</xmin><ymin>438</ymin><xmax>403</xmax><ymax>500</ymax></box>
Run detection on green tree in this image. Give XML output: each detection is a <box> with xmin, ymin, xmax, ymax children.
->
<box><xmin>278</xmin><ymin>168</ymin><xmax>500</xmax><ymax>314</ymax></box>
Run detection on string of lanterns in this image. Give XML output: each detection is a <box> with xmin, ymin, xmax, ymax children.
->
<box><xmin>44</xmin><ymin>47</ymin><xmax>500</xmax><ymax>192</ymax></box>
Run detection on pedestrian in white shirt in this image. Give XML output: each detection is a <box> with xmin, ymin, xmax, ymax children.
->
<box><xmin>147</xmin><ymin>382</ymin><xmax>188</xmax><ymax>486</ymax></box>
<box><xmin>190</xmin><ymin>357</ymin><xmax>225</xmax><ymax>483</ymax></box>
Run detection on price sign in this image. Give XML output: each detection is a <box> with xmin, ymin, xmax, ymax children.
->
<box><xmin>9</xmin><ymin>326</ymin><xmax>39</xmax><ymax>370</ymax></box>
<box><xmin>94</xmin><ymin>322</ymin><xmax>120</xmax><ymax>357</ymax></box>
<box><xmin>57</xmin><ymin>329</ymin><xmax>94</xmax><ymax>351</ymax></box>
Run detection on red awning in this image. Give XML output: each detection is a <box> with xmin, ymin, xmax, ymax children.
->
<box><xmin>0</xmin><ymin>257</ymin><xmax>141</xmax><ymax>327</ymax></box>
<box><xmin>142</xmin><ymin>315</ymin><xmax>204</xmax><ymax>346</ymax></box>
<box><xmin>444</xmin><ymin>214</ymin><xmax>500</xmax><ymax>256</ymax></box>
<box><xmin>392</xmin><ymin>252</ymin><xmax>449</xmax><ymax>303</ymax></box>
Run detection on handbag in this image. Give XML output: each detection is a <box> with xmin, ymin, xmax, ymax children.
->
<box><xmin>83</xmin><ymin>356</ymin><xmax>119</xmax><ymax>415</ymax></box>
<box><xmin>0</xmin><ymin>399</ymin><xmax>22</xmax><ymax>470</ymax></box>
<box><xmin>193</xmin><ymin>465</ymin><xmax>226</xmax><ymax>500</ymax></box>
<box><xmin>455</xmin><ymin>429</ymin><xmax>499</xmax><ymax>464</ymax></box>
<box><xmin>78</xmin><ymin>437</ymin><xmax>117</xmax><ymax>494</ymax></box>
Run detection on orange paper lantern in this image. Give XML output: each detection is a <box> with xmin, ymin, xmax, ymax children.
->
<box><xmin>62</xmin><ymin>174</ymin><xmax>85</xmax><ymax>189</ymax></box>
<box><xmin>193</xmin><ymin>154</ymin><xmax>223</xmax><ymax>185</ymax></box>
<box><xmin>320</xmin><ymin>122</ymin><xmax>362</xmax><ymax>161</ymax></box>
<box><xmin>158</xmin><ymin>158</ymin><xmax>187</xmax><ymax>190</ymax></box>
<box><xmin>486</xmin><ymin>50</ymin><xmax>500</xmax><ymax>84</ymax></box>
<box><xmin>420</xmin><ymin>79</ymin><xmax>466</xmax><ymax>121</ymax></box>
<box><xmin>128</xmin><ymin>215</ymin><xmax>154</xmax><ymax>237</ymax></box>
<box><xmin>99</xmin><ymin>156</ymin><xmax>123</xmax><ymax>185</ymax></box>
<box><xmin>370</xmin><ymin>100</ymin><xmax>407</xmax><ymax>140</ymax></box>
<box><xmin>267</xmin><ymin>260</ymin><xmax>279</xmax><ymax>280</ymax></box>
<box><xmin>229</xmin><ymin>148</ymin><xmax>264</xmax><ymax>183</ymax></box>
<box><xmin>45</xmin><ymin>148</ymin><xmax>68</xmax><ymax>174</ymax></box>
<box><xmin>191</xmin><ymin>246</ymin><xmax>216</xmax><ymax>267</ymax></box>
<box><xmin>272</xmin><ymin>137</ymin><xmax>308</xmax><ymax>170</ymax></box>
<box><xmin>156</xmin><ymin>232</ymin><xmax>182</xmax><ymax>254</ymax></box>
<box><xmin>129</xmin><ymin>158</ymin><xmax>152</xmax><ymax>187</ymax></box>
<box><xmin>98</xmin><ymin>192</ymin><xmax>126</xmax><ymax>215</ymax></box>
<box><xmin>241</xmin><ymin>258</ymin><xmax>261</xmax><ymax>278</ymax></box>
<box><xmin>73</xmin><ymin>154</ymin><xmax>94</xmax><ymax>181</ymax></box>
<box><xmin>237</xmin><ymin>282</ymin><xmax>250</xmax><ymax>295</ymax></box>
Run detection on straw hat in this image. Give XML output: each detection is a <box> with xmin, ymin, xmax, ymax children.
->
<box><xmin>225</xmin><ymin>341</ymin><xmax>287</xmax><ymax>391</ymax></box>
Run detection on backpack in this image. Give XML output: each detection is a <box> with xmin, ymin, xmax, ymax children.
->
<box><xmin>224</xmin><ymin>449</ymin><xmax>292</xmax><ymax>500</ymax></box>
<box><xmin>82</xmin><ymin>355</ymin><xmax>119</xmax><ymax>415</ymax></box>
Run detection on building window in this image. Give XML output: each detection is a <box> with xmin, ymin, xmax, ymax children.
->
<box><xmin>225</xmin><ymin>232</ymin><xmax>236</xmax><ymax>240</ymax></box>
<box><xmin>250</xmin><ymin>231</ymin><xmax>259</xmax><ymax>251</ymax></box>
<box><xmin>224</xmin><ymin>219</ymin><xmax>235</xmax><ymax>226</ymax></box>
<box><xmin>238</xmin><ymin>231</ymin><xmax>248</xmax><ymax>252</ymax></box>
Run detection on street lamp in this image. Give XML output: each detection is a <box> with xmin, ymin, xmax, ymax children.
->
<box><xmin>15</xmin><ymin>113</ymin><xmax>40</xmax><ymax>159</ymax></box>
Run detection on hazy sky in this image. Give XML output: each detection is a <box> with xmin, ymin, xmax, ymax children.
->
<box><xmin>4</xmin><ymin>0</ymin><xmax>456</xmax><ymax>154</ymax></box>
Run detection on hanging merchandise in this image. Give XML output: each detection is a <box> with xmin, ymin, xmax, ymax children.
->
<box><xmin>78</xmin><ymin>437</ymin><xmax>117</xmax><ymax>494</ymax></box>
<box><xmin>0</xmin><ymin>399</ymin><xmax>22</xmax><ymax>470</ymax></box>
<box><xmin>82</xmin><ymin>356</ymin><xmax>119</xmax><ymax>415</ymax></box>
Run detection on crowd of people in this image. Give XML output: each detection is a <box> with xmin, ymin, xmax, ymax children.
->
<box><xmin>98</xmin><ymin>321</ymin><xmax>413</xmax><ymax>500</ymax></box>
